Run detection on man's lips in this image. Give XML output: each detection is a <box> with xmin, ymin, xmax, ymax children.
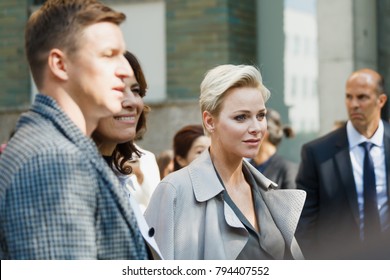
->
<box><xmin>350</xmin><ymin>113</ymin><xmax>363</xmax><ymax>118</ymax></box>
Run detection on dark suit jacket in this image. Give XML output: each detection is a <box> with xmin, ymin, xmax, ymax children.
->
<box><xmin>250</xmin><ymin>154</ymin><xmax>298</xmax><ymax>189</ymax></box>
<box><xmin>296</xmin><ymin>122</ymin><xmax>390</xmax><ymax>259</ymax></box>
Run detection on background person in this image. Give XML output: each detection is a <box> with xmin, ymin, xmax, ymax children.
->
<box><xmin>296</xmin><ymin>68</ymin><xmax>390</xmax><ymax>259</ymax></box>
<box><xmin>249</xmin><ymin>108</ymin><xmax>297</xmax><ymax>189</ymax></box>
<box><xmin>173</xmin><ymin>124</ymin><xmax>210</xmax><ymax>171</ymax></box>
<box><xmin>156</xmin><ymin>149</ymin><xmax>174</xmax><ymax>179</ymax></box>
<box><xmin>145</xmin><ymin>64</ymin><xmax>306</xmax><ymax>260</ymax></box>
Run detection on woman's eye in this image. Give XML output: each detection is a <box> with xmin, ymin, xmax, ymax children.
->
<box><xmin>257</xmin><ymin>113</ymin><xmax>266</xmax><ymax>120</ymax></box>
<box><xmin>131</xmin><ymin>87</ymin><xmax>140</xmax><ymax>94</ymax></box>
<box><xmin>234</xmin><ymin>115</ymin><xmax>246</xmax><ymax>121</ymax></box>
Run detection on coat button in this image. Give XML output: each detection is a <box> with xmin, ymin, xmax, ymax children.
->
<box><xmin>148</xmin><ymin>227</ymin><xmax>155</xmax><ymax>237</ymax></box>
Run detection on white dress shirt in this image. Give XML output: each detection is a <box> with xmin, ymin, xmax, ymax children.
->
<box><xmin>118</xmin><ymin>174</ymin><xmax>163</xmax><ymax>259</ymax></box>
<box><xmin>347</xmin><ymin>120</ymin><xmax>389</xmax><ymax>238</ymax></box>
<box><xmin>128</xmin><ymin>145</ymin><xmax>161</xmax><ymax>213</ymax></box>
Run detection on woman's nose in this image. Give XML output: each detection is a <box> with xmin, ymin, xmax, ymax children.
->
<box><xmin>249</xmin><ymin>119</ymin><xmax>262</xmax><ymax>134</ymax></box>
<box><xmin>121</xmin><ymin>89</ymin><xmax>136</xmax><ymax>108</ymax></box>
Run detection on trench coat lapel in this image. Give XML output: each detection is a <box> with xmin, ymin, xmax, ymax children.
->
<box><xmin>244</xmin><ymin>161</ymin><xmax>306</xmax><ymax>259</ymax></box>
<box><xmin>189</xmin><ymin>151</ymin><xmax>248</xmax><ymax>259</ymax></box>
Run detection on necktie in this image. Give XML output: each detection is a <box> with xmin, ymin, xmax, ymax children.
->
<box><xmin>359</xmin><ymin>142</ymin><xmax>381</xmax><ymax>241</ymax></box>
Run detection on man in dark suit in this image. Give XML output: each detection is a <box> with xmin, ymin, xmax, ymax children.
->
<box><xmin>296</xmin><ymin>68</ymin><xmax>390</xmax><ymax>259</ymax></box>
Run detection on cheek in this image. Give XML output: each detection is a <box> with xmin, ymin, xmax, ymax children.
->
<box><xmin>260</xmin><ymin>121</ymin><xmax>268</xmax><ymax>132</ymax></box>
<box><xmin>134</xmin><ymin>99</ymin><xmax>144</xmax><ymax>118</ymax></box>
<box><xmin>96</xmin><ymin>120</ymin><xmax>115</xmax><ymax>139</ymax></box>
<box><xmin>185</xmin><ymin>146</ymin><xmax>197</xmax><ymax>162</ymax></box>
<box><xmin>220</xmin><ymin>120</ymin><xmax>239</xmax><ymax>133</ymax></box>
<box><xmin>137</xmin><ymin>98</ymin><xmax>144</xmax><ymax>112</ymax></box>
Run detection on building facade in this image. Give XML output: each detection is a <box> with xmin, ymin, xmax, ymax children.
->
<box><xmin>0</xmin><ymin>0</ymin><xmax>389</xmax><ymax>162</ymax></box>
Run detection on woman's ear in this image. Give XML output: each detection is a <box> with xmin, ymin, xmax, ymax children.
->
<box><xmin>203</xmin><ymin>111</ymin><xmax>215</xmax><ymax>133</ymax></box>
<box><xmin>47</xmin><ymin>49</ymin><xmax>68</xmax><ymax>81</ymax></box>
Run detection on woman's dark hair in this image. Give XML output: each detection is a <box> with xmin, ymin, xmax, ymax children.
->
<box><xmin>266</xmin><ymin>108</ymin><xmax>294</xmax><ymax>147</ymax></box>
<box><xmin>112</xmin><ymin>51</ymin><xmax>150</xmax><ymax>175</ymax></box>
<box><xmin>173</xmin><ymin>124</ymin><xmax>204</xmax><ymax>171</ymax></box>
<box><xmin>156</xmin><ymin>149</ymin><xmax>174</xmax><ymax>180</ymax></box>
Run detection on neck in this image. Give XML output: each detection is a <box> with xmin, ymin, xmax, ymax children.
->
<box><xmin>356</xmin><ymin>120</ymin><xmax>380</xmax><ymax>139</ymax></box>
<box><xmin>209</xmin><ymin>146</ymin><xmax>245</xmax><ymax>189</ymax></box>
<box><xmin>253</xmin><ymin>141</ymin><xmax>276</xmax><ymax>164</ymax></box>
<box><xmin>47</xmin><ymin>91</ymin><xmax>93</xmax><ymax>136</ymax></box>
<box><xmin>43</xmin><ymin>84</ymin><xmax>101</xmax><ymax>136</ymax></box>
<box><xmin>94</xmin><ymin>139</ymin><xmax>116</xmax><ymax>156</ymax></box>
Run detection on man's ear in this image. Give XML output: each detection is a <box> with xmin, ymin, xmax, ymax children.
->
<box><xmin>47</xmin><ymin>49</ymin><xmax>68</xmax><ymax>81</ymax></box>
<box><xmin>203</xmin><ymin>111</ymin><xmax>215</xmax><ymax>133</ymax></box>
<box><xmin>379</xmin><ymin>93</ymin><xmax>387</xmax><ymax>108</ymax></box>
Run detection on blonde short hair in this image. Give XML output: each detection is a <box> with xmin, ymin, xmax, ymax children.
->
<box><xmin>199</xmin><ymin>64</ymin><xmax>270</xmax><ymax>116</ymax></box>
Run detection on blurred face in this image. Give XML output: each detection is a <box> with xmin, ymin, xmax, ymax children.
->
<box><xmin>345</xmin><ymin>72</ymin><xmax>386</xmax><ymax>136</ymax></box>
<box><xmin>66</xmin><ymin>22</ymin><xmax>132</xmax><ymax>121</ymax></box>
<box><xmin>176</xmin><ymin>135</ymin><xmax>210</xmax><ymax>168</ymax></box>
<box><xmin>94</xmin><ymin>74</ymin><xmax>144</xmax><ymax>154</ymax></box>
<box><xmin>163</xmin><ymin>160</ymin><xmax>174</xmax><ymax>178</ymax></box>
<box><xmin>206</xmin><ymin>87</ymin><xmax>267</xmax><ymax>160</ymax></box>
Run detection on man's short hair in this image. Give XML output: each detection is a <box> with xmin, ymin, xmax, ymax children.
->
<box><xmin>25</xmin><ymin>0</ymin><xmax>126</xmax><ymax>89</ymax></box>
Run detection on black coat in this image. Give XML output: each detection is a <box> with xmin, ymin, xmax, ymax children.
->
<box><xmin>296</xmin><ymin>122</ymin><xmax>390</xmax><ymax>259</ymax></box>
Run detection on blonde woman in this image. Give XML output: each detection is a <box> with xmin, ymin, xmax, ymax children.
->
<box><xmin>145</xmin><ymin>64</ymin><xmax>306</xmax><ymax>260</ymax></box>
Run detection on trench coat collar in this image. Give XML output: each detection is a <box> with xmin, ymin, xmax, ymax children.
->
<box><xmin>188</xmin><ymin>149</ymin><xmax>278</xmax><ymax>203</ymax></box>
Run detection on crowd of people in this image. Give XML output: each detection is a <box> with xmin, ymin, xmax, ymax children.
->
<box><xmin>0</xmin><ymin>0</ymin><xmax>389</xmax><ymax>260</ymax></box>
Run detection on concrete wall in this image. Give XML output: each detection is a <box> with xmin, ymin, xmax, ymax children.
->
<box><xmin>1</xmin><ymin>0</ymin><xmax>389</xmax><ymax>158</ymax></box>
<box><xmin>377</xmin><ymin>0</ymin><xmax>390</xmax><ymax>120</ymax></box>
<box><xmin>0</xmin><ymin>0</ymin><xmax>257</xmax><ymax>153</ymax></box>
<box><xmin>317</xmin><ymin>0</ymin><xmax>377</xmax><ymax>134</ymax></box>
<box><xmin>137</xmin><ymin>101</ymin><xmax>201</xmax><ymax>155</ymax></box>
<box><xmin>257</xmin><ymin>0</ymin><xmax>287</xmax><ymax>121</ymax></box>
<box><xmin>0</xmin><ymin>0</ymin><xmax>30</xmax><ymax>143</ymax></box>
<box><xmin>166</xmin><ymin>0</ymin><xmax>256</xmax><ymax>100</ymax></box>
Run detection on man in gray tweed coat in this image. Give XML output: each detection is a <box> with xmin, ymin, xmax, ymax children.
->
<box><xmin>0</xmin><ymin>0</ymin><xmax>148</xmax><ymax>259</ymax></box>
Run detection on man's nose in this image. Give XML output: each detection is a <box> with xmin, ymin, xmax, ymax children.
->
<box><xmin>117</xmin><ymin>56</ymin><xmax>134</xmax><ymax>79</ymax></box>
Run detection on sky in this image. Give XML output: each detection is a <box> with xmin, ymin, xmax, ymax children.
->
<box><xmin>284</xmin><ymin>0</ymin><xmax>317</xmax><ymax>14</ymax></box>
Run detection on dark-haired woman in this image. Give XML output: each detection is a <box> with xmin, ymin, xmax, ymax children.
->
<box><xmin>92</xmin><ymin>51</ymin><xmax>161</xmax><ymax>259</ymax></box>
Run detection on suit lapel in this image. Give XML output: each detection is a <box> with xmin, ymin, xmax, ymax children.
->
<box><xmin>334</xmin><ymin>129</ymin><xmax>360</xmax><ymax>226</ymax></box>
<box><xmin>383</xmin><ymin>122</ymin><xmax>390</xmax><ymax>198</ymax></box>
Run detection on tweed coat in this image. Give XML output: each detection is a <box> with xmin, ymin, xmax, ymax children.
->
<box><xmin>144</xmin><ymin>149</ymin><xmax>306</xmax><ymax>260</ymax></box>
<box><xmin>0</xmin><ymin>94</ymin><xmax>147</xmax><ymax>259</ymax></box>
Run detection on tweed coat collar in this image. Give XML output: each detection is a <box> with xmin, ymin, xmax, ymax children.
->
<box><xmin>30</xmin><ymin>95</ymin><xmax>144</xmax><ymax>246</ymax></box>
